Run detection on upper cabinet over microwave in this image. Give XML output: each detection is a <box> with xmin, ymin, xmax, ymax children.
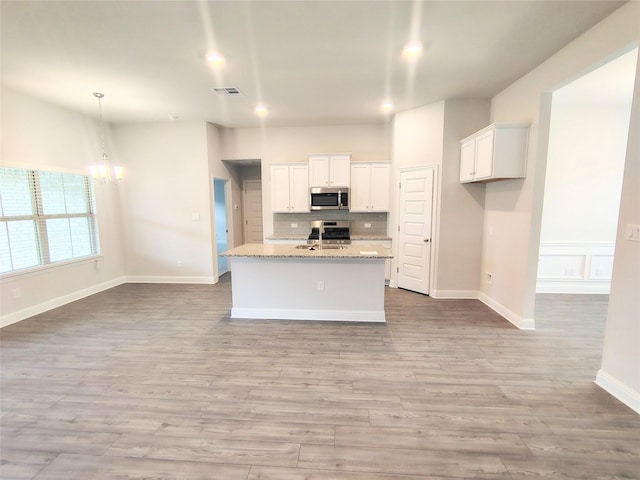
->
<box><xmin>459</xmin><ymin>124</ymin><xmax>529</xmax><ymax>183</ymax></box>
<box><xmin>308</xmin><ymin>154</ymin><xmax>351</xmax><ymax>188</ymax></box>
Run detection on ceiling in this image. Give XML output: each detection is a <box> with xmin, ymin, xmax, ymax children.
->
<box><xmin>0</xmin><ymin>0</ymin><xmax>627</xmax><ymax>128</ymax></box>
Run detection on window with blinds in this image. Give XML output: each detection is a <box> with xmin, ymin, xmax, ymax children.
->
<box><xmin>0</xmin><ymin>167</ymin><xmax>99</xmax><ymax>274</ymax></box>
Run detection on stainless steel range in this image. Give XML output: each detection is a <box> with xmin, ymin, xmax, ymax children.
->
<box><xmin>307</xmin><ymin>220</ymin><xmax>351</xmax><ymax>245</ymax></box>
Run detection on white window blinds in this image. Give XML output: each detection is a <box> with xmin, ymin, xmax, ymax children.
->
<box><xmin>0</xmin><ymin>167</ymin><xmax>99</xmax><ymax>273</ymax></box>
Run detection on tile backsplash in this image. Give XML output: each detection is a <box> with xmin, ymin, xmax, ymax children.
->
<box><xmin>274</xmin><ymin>212</ymin><xmax>388</xmax><ymax>236</ymax></box>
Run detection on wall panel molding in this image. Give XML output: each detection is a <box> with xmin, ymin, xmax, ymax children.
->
<box><xmin>537</xmin><ymin>242</ymin><xmax>615</xmax><ymax>294</ymax></box>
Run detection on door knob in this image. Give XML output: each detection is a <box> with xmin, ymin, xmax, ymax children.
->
<box><xmin>424</xmin><ymin>238</ymin><xmax>430</xmax><ymax>243</ymax></box>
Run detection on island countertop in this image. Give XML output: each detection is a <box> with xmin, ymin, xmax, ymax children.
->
<box><xmin>221</xmin><ymin>243</ymin><xmax>392</xmax><ymax>259</ymax></box>
<box><xmin>266</xmin><ymin>234</ymin><xmax>391</xmax><ymax>241</ymax></box>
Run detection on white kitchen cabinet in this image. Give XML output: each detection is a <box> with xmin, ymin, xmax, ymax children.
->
<box><xmin>271</xmin><ymin>164</ymin><xmax>309</xmax><ymax>213</ymax></box>
<box><xmin>459</xmin><ymin>123</ymin><xmax>529</xmax><ymax>183</ymax></box>
<box><xmin>350</xmin><ymin>163</ymin><xmax>391</xmax><ymax>212</ymax></box>
<box><xmin>308</xmin><ymin>154</ymin><xmax>351</xmax><ymax>187</ymax></box>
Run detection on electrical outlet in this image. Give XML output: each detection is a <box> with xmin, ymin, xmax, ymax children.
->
<box><xmin>177</xmin><ymin>260</ymin><xmax>183</xmax><ymax>268</ymax></box>
<box><xmin>317</xmin><ymin>280</ymin><xmax>325</xmax><ymax>291</ymax></box>
<box><xmin>364</xmin><ymin>223</ymin><xmax>372</xmax><ymax>228</ymax></box>
<box><xmin>291</xmin><ymin>223</ymin><xmax>298</xmax><ymax>228</ymax></box>
<box><xmin>12</xmin><ymin>288</ymin><xmax>21</xmax><ymax>299</ymax></box>
<box><xmin>625</xmin><ymin>224</ymin><xmax>640</xmax><ymax>242</ymax></box>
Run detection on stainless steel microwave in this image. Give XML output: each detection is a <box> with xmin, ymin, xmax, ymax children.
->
<box><xmin>309</xmin><ymin>187</ymin><xmax>349</xmax><ymax>210</ymax></box>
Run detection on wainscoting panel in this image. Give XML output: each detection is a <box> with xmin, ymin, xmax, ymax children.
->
<box><xmin>536</xmin><ymin>242</ymin><xmax>615</xmax><ymax>294</ymax></box>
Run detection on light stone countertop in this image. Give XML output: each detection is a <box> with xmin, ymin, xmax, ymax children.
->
<box><xmin>266</xmin><ymin>234</ymin><xmax>391</xmax><ymax>241</ymax></box>
<box><xmin>221</xmin><ymin>243</ymin><xmax>392</xmax><ymax>259</ymax></box>
<box><xmin>351</xmin><ymin>235</ymin><xmax>392</xmax><ymax>241</ymax></box>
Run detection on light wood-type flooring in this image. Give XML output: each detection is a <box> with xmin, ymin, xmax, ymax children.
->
<box><xmin>2</xmin><ymin>276</ymin><xmax>639</xmax><ymax>479</ymax></box>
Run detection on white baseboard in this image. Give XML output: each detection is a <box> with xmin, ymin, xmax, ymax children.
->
<box><xmin>415</xmin><ymin>287</ymin><xmax>536</xmax><ymax>330</ymax></box>
<box><xmin>478</xmin><ymin>292</ymin><xmax>536</xmax><ymax>330</ymax></box>
<box><xmin>231</xmin><ymin>307</ymin><xmax>386</xmax><ymax>323</ymax></box>
<box><xmin>1</xmin><ymin>276</ymin><xmax>127</xmax><ymax>328</ymax></box>
<box><xmin>430</xmin><ymin>289</ymin><xmax>479</xmax><ymax>299</ymax></box>
<box><xmin>125</xmin><ymin>275</ymin><xmax>215</xmax><ymax>284</ymax></box>
<box><xmin>1</xmin><ymin>275</ymin><xmax>216</xmax><ymax>328</ymax></box>
<box><xmin>595</xmin><ymin>369</ymin><xmax>640</xmax><ymax>414</ymax></box>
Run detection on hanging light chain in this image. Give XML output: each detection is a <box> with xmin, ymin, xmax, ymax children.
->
<box><xmin>90</xmin><ymin>92</ymin><xmax>123</xmax><ymax>183</ymax></box>
<box><xmin>93</xmin><ymin>92</ymin><xmax>108</xmax><ymax>163</ymax></box>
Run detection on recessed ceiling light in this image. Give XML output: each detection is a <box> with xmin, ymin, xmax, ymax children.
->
<box><xmin>402</xmin><ymin>41</ymin><xmax>423</xmax><ymax>58</ymax></box>
<box><xmin>206</xmin><ymin>52</ymin><xmax>225</xmax><ymax>64</ymax></box>
<box><xmin>255</xmin><ymin>105</ymin><xmax>268</xmax><ymax>116</ymax></box>
<box><xmin>381</xmin><ymin>101</ymin><xmax>393</xmax><ymax>112</ymax></box>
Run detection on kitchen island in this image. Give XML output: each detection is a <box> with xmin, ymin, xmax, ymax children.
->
<box><xmin>221</xmin><ymin>243</ymin><xmax>392</xmax><ymax>322</ymax></box>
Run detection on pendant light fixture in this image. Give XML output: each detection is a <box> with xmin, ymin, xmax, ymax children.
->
<box><xmin>89</xmin><ymin>92</ymin><xmax>124</xmax><ymax>183</ymax></box>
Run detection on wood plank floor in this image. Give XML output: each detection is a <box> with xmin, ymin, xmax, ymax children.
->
<box><xmin>2</xmin><ymin>277</ymin><xmax>638</xmax><ymax>479</ymax></box>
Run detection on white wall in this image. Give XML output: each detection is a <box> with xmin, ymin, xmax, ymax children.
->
<box><xmin>206</xmin><ymin>122</ymin><xmax>245</xmax><ymax>277</ymax></box>
<box><xmin>390</xmin><ymin>100</ymin><xmax>491</xmax><ymax>296</ymax></box>
<box><xmin>389</xmin><ymin>103</ymin><xmax>445</xmax><ymax>288</ymax></box>
<box><xmin>220</xmin><ymin>124</ymin><xmax>389</xmax><ymax>163</ymax></box>
<box><xmin>484</xmin><ymin>1</ymin><xmax>639</xmax><ymax>328</ymax></box>
<box><xmin>1</xmin><ymin>87</ymin><xmax>126</xmax><ymax>326</ymax></box>
<box><xmin>111</xmin><ymin>121</ymin><xmax>215</xmax><ymax>283</ymax></box>
<box><xmin>219</xmin><ymin>124</ymin><xmax>389</xmax><ymax>237</ymax></box>
<box><xmin>391</xmin><ymin>102</ymin><xmax>445</xmax><ymax>169</ymax></box>
<box><xmin>486</xmin><ymin>2</ymin><xmax>638</xmax><ymax>409</ymax></box>
<box><xmin>436</xmin><ymin>100</ymin><xmax>490</xmax><ymax>296</ymax></box>
<box><xmin>536</xmin><ymin>100</ymin><xmax>630</xmax><ymax>294</ymax></box>
<box><xmin>541</xmin><ymin>102</ymin><xmax>630</xmax><ymax>242</ymax></box>
<box><xmin>597</xmin><ymin>49</ymin><xmax>640</xmax><ymax>413</ymax></box>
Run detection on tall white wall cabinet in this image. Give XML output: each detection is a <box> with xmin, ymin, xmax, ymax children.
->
<box><xmin>271</xmin><ymin>164</ymin><xmax>310</xmax><ymax>213</ymax></box>
<box><xmin>350</xmin><ymin>163</ymin><xmax>391</xmax><ymax>212</ymax></box>
<box><xmin>308</xmin><ymin>154</ymin><xmax>351</xmax><ymax>187</ymax></box>
<box><xmin>459</xmin><ymin>124</ymin><xmax>529</xmax><ymax>183</ymax></box>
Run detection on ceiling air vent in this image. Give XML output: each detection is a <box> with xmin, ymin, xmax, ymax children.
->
<box><xmin>212</xmin><ymin>87</ymin><xmax>243</xmax><ymax>96</ymax></box>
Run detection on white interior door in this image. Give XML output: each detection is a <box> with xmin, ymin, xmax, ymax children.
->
<box><xmin>397</xmin><ymin>167</ymin><xmax>435</xmax><ymax>294</ymax></box>
<box><xmin>243</xmin><ymin>180</ymin><xmax>263</xmax><ymax>243</ymax></box>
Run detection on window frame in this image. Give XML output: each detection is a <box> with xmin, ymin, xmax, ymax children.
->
<box><xmin>1</xmin><ymin>166</ymin><xmax>100</xmax><ymax>276</ymax></box>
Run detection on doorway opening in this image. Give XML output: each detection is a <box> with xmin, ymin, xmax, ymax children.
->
<box><xmin>534</xmin><ymin>48</ymin><xmax>637</xmax><ymax>330</ymax></box>
<box><xmin>214</xmin><ymin>178</ymin><xmax>229</xmax><ymax>277</ymax></box>
<box><xmin>243</xmin><ymin>179</ymin><xmax>263</xmax><ymax>243</ymax></box>
<box><xmin>536</xmin><ymin>49</ymin><xmax>636</xmax><ymax>298</ymax></box>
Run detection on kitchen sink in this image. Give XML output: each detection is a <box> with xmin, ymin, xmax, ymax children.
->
<box><xmin>294</xmin><ymin>244</ymin><xmax>347</xmax><ymax>250</ymax></box>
